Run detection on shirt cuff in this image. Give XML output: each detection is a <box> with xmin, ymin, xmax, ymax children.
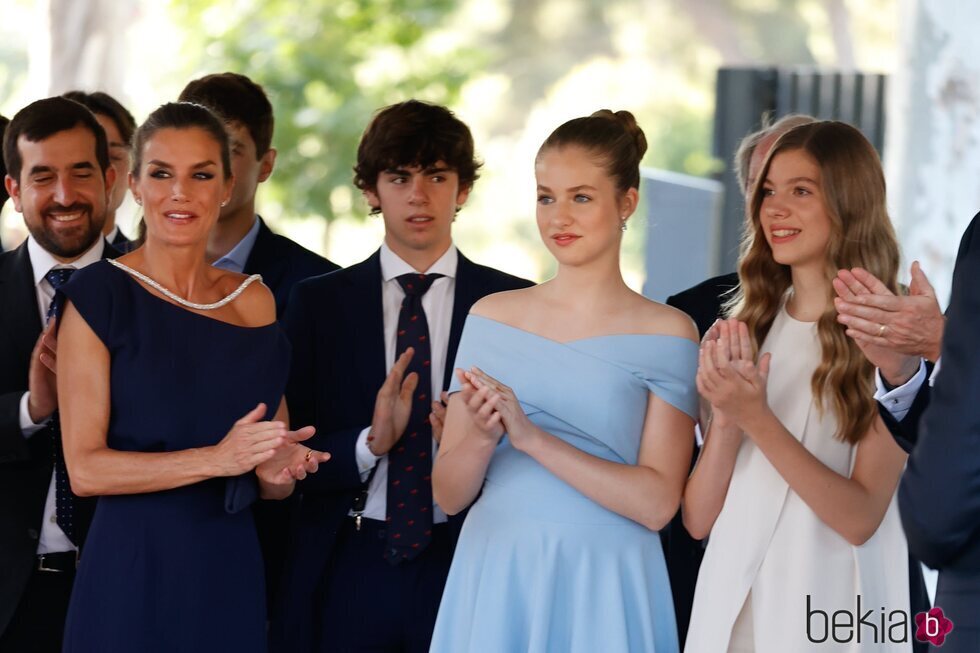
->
<box><xmin>355</xmin><ymin>427</ymin><xmax>380</xmax><ymax>481</ymax></box>
<box><xmin>874</xmin><ymin>359</ymin><xmax>927</xmax><ymax>421</ymax></box>
<box><xmin>929</xmin><ymin>357</ymin><xmax>941</xmax><ymax>386</ymax></box>
<box><xmin>19</xmin><ymin>392</ymin><xmax>45</xmax><ymax>438</ymax></box>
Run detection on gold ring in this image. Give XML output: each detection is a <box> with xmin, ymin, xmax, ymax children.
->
<box><xmin>305</xmin><ymin>449</ymin><xmax>313</xmax><ymax>461</ymax></box>
<box><xmin>877</xmin><ymin>324</ymin><xmax>886</xmax><ymax>337</ymax></box>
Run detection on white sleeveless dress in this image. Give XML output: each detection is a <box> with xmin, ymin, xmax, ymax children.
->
<box><xmin>685</xmin><ymin>307</ymin><xmax>911</xmax><ymax>653</ymax></box>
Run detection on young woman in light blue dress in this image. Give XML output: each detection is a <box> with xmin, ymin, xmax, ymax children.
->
<box><xmin>429</xmin><ymin>110</ymin><xmax>699</xmax><ymax>653</ymax></box>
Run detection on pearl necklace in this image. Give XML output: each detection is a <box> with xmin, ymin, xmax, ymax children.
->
<box><xmin>108</xmin><ymin>259</ymin><xmax>262</xmax><ymax>311</ymax></box>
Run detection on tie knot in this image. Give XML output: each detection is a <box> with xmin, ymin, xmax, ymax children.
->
<box><xmin>396</xmin><ymin>273</ymin><xmax>443</xmax><ymax>297</ymax></box>
<box><xmin>45</xmin><ymin>267</ymin><xmax>76</xmax><ymax>291</ymax></box>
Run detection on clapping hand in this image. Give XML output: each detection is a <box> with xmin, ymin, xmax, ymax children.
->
<box><xmin>28</xmin><ymin>317</ymin><xmax>60</xmax><ymax>423</ymax></box>
<box><xmin>367</xmin><ymin>348</ymin><xmax>418</xmax><ymax>456</ymax></box>
<box><xmin>833</xmin><ymin>263</ymin><xmax>940</xmax><ymax>385</ymax></box>
<box><xmin>466</xmin><ymin>367</ymin><xmax>540</xmax><ymax>452</ymax></box>
<box><xmin>453</xmin><ymin>368</ymin><xmax>504</xmax><ymax>444</ymax></box>
<box><xmin>429</xmin><ymin>391</ymin><xmax>449</xmax><ymax>444</ymax></box>
<box><xmin>213</xmin><ymin>403</ymin><xmax>293</xmax><ymax>476</ymax></box>
<box><xmin>696</xmin><ymin>319</ymin><xmax>771</xmax><ymax>430</ymax></box>
<box><xmin>256</xmin><ymin>425</ymin><xmax>330</xmax><ymax>486</ymax></box>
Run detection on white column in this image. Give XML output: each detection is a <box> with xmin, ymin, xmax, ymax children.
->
<box><xmin>886</xmin><ymin>0</ymin><xmax>980</xmax><ymax>306</ymax></box>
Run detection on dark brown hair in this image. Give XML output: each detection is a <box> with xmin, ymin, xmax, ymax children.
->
<box><xmin>353</xmin><ymin>100</ymin><xmax>481</xmax><ymax>207</ymax></box>
<box><xmin>61</xmin><ymin>90</ymin><xmax>137</xmax><ymax>145</ymax></box>
<box><xmin>179</xmin><ymin>72</ymin><xmax>274</xmax><ymax>158</ymax></box>
<box><xmin>728</xmin><ymin>121</ymin><xmax>900</xmax><ymax>443</ymax></box>
<box><xmin>131</xmin><ymin>102</ymin><xmax>232</xmax><ymax>180</ymax></box>
<box><xmin>536</xmin><ymin>109</ymin><xmax>647</xmax><ymax>192</ymax></box>
<box><xmin>0</xmin><ymin>114</ymin><xmax>9</xmax><ymax>206</ymax></box>
<box><xmin>3</xmin><ymin>97</ymin><xmax>110</xmax><ymax>182</ymax></box>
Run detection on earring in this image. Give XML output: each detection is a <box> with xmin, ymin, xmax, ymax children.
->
<box><xmin>220</xmin><ymin>200</ymin><xmax>228</xmax><ymax>207</ymax></box>
<box><xmin>620</xmin><ymin>218</ymin><xmax>628</xmax><ymax>232</ymax></box>
<box><xmin>135</xmin><ymin>197</ymin><xmax>142</xmax><ymax>206</ymax></box>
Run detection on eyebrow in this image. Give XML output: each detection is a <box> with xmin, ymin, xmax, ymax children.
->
<box><xmin>27</xmin><ymin>162</ymin><xmax>95</xmax><ymax>176</ymax></box>
<box><xmin>383</xmin><ymin>165</ymin><xmax>451</xmax><ymax>175</ymax></box>
<box><xmin>535</xmin><ymin>184</ymin><xmax>598</xmax><ymax>192</ymax></box>
<box><xmin>147</xmin><ymin>159</ymin><xmax>218</xmax><ymax>169</ymax></box>
<box><xmin>764</xmin><ymin>176</ymin><xmax>819</xmax><ymax>185</ymax></box>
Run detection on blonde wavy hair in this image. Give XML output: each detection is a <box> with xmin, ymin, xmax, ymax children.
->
<box><xmin>725</xmin><ymin>121</ymin><xmax>900</xmax><ymax>444</ymax></box>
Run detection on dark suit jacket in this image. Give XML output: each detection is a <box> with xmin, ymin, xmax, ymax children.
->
<box><xmin>272</xmin><ymin>249</ymin><xmax>532</xmax><ymax>652</ymax></box>
<box><xmin>0</xmin><ymin>239</ymin><xmax>118</xmax><ymax>636</ymax></box>
<box><xmin>665</xmin><ymin>272</ymin><xmax>739</xmax><ymax>336</ymax></box>
<box><xmin>110</xmin><ymin>228</ymin><xmax>133</xmax><ymax>253</ymax></box>
<box><xmin>898</xmin><ymin>212</ymin><xmax>980</xmax><ymax>652</ymax></box>
<box><xmin>240</xmin><ymin>216</ymin><xmax>338</xmax><ymax>612</ymax></box>
<box><xmin>244</xmin><ymin>217</ymin><xmax>339</xmax><ymax>319</ymax></box>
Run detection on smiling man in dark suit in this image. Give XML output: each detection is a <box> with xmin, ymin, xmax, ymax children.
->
<box><xmin>273</xmin><ymin>100</ymin><xmax>532</xmax><ymax>653</ymax></box>
<box><xmin>0</xmin><ymin>96</ymin><xmax>119</xmax><ymax>653</ymax></box>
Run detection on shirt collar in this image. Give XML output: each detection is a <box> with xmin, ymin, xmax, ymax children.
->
<box><xmin>106</xmin><ymin>225</ymin><xmax>120</xmax><ymax>243</ymax></box>
<box><xmin>27</xmin><ymin>234</ymin><xmax>105</xmax><ymax>286</ymax></box>
<box><xmin>379</xmin><ymin>242</ymin><xmax>458</xmax><ymax>283</ymax></box>
<box><xmin>213</xmin><ymin>216</ymin><xmax>261</xmax><ymax>273</ymax></box>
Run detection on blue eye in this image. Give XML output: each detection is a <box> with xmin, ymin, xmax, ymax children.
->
<box><xmin>149</xmin><ymin>169</ymin><xmax>171</xmax><ymax>179</ymax></box>
<box><xmin>537</xmin><ymin>195</ymin><xmax>554</xmax><ymax>205</ymax></box>
<box><xmin>573</xmin><ymin>194</ymin><xmax>591</xmax><ymax>203</ymax></box>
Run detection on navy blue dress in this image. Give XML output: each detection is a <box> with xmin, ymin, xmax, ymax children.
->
<box><xmin>60</xmin><ymin>260</ymin><xmax>289</xmax><ymax>653</ymax></box>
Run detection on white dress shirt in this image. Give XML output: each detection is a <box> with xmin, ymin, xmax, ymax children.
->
<box><xmin>874</xmin><ymin>357</ymin><xmax>941</xmax><ymax>422</ymax></box>
<box><xmin>352</xmin><ymin>242</ymin><xmax>457</xmax><ymax>524</ymax></box>
<box><xmin>19</xmin><ymin>235</ymin><xmax>105</xmax><ymax>554</ymax></box>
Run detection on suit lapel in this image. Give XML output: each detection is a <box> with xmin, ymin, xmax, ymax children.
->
<box><xmin>0</xmin><ymin>242</ymin><xmax>43</xmax><ymax>359</ymax></box>
<box><xmin>347</xmin><ymin>250</ymin><xmax>388</xmax><ymax>400</ymax></box>
<box><xmin>242</xmin><ymin>217</ymin><xmax>285</xmax><ymax>288</ymax></box>
<box><xmin>445</xmin><ymin>252</ymin><xmax>482</xmax><ymax>391</ymax></box>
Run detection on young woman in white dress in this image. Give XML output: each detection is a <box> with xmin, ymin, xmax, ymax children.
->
<box><xmin>683</xmin><ymin>121</ymin><xmax>912</xmax><ymax>653</ymax></box>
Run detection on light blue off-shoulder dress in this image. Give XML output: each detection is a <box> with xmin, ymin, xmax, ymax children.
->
<box><xmin>430</xmin><ymin>315</ymin><xmax>698</xmax><ymax>653</ymax></box>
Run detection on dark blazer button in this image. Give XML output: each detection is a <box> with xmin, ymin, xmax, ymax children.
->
<box><xmin>27</xmin><ymin>528</ymin><xmax>39</xmax><ymax>541</ymax></box>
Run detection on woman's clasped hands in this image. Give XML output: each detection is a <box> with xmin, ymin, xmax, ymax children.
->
<box><xmin>697</xmin><ymin>319</ymin><xmax>772</xmax><ymax>432</ymax></box>
<box><xmin>212</xmin><ymin>402</ymin><xmax>330</xmax><ymax>485</ymax></box>
<box><xmin>454</xmin><ymin>367</ymin><xmax>540</xmax><ymax>452</ymax></box>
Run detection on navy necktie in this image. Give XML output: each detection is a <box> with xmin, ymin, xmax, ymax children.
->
<box><xmin>44</xmin><ymin>267</ymin><xmax>78</xmax><ymax>545</ymax></box>
<box><xmin>385</xmin><ymin>272</ymin><xmax>443</xmax><ymax>563</ymax></box>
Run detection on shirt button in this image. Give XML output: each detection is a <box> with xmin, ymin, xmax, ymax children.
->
<box><xmin>50</xmin><ymin>515</ymin><xmax>57</xmax><ymax>524</ymax></box>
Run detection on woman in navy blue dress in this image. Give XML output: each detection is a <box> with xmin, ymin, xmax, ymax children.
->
<box><xmin>56</xmin><ymin>103</ymin><xmax>328</xmax><ymax>652</ymax></box>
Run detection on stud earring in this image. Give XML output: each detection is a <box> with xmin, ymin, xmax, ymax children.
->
<box><xmin>135</xmin><ymin>197</ymin><xmax>142</xmax><ymax>206</ymax></box>
<box><xmin>220</xmin><ymin>200</ymin><xmax>228</xmax><ymax>207</ymax></box>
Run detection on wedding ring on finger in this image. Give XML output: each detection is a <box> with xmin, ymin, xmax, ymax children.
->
<box><xmin>877</xmin><ymin>324</ymin><xmax>886</xmax><ymax>337</ymax></box>
<box><xmin>304</xmin><ymin>448</ymin><xmax>313</xmax><ymax>462</ymax></box>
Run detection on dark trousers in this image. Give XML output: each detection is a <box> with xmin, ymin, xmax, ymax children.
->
<box><xmin>317</xmin><ymin>518</ymin><xmax>452</xmax><ymax>653</ymax></box>
<box><xmin>0</xmin><ymin>567</ymin><xmax>75</xmax><ymax>653</ymax></box>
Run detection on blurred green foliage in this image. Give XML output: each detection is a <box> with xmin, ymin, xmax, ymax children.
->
<box><xmin>171</xmin><ymin>0</ymin><xmax>482</xmax><ymax>222</ymax></box>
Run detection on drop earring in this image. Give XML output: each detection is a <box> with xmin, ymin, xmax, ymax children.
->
<box><xmin>620</xmin><ymin>217</ymin><xmax>628</xmax><ymax>232</ymax></box>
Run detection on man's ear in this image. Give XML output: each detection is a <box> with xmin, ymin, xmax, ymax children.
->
<box><xmin>455</xmin><ymin>183</ymin><xmax>472</xmax><ymax>210</ymax></box>
<box><xmin>5</xmin><ymin>174</ymin><xmax>22</xmax><ymax>212</ymax></box>
<box><xmin>103</xmin><ymin>165</ymin><xmax>117</xmax><ymax>199</ymax></box>
<box><xmin>363</xmin><ymin>187</ymin><xmax>381</xmax><ymax>213</ymax></box>
<box><xmin>258</xmin><ymin>148</ymin><xmax>277</xmax><ymax>184</ymax></box>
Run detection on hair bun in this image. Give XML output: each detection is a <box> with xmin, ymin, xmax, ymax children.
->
<box><xmin>591</xmin><ymin>109</ymin><xmax>647</xmax><ymax>162</ymax></box>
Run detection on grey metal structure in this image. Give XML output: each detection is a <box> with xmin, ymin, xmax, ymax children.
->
<box><xmin>713</xmin><ymin>67</ymin><xmax>888</xmax><ymax>273</ymax></box>
<box><xmin>641</xmin><ymin>168</ymin><xmax>724</xmax><ymax>302</ymax></box>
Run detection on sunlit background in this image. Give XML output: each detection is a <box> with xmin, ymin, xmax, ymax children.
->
<box><xmin>0</xmin><ymin>0</ymin><xmax>900</xmax><ymax>291</ymax></box>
